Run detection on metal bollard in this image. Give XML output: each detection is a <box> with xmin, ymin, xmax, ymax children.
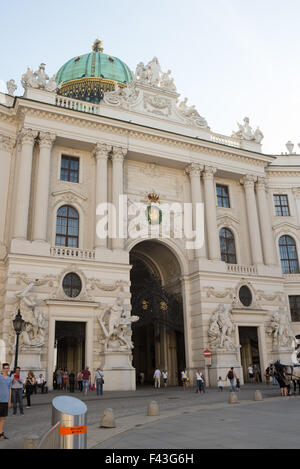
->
<box><xmin>52</xmin><ymin>396</ymin><xmax>87</xmax><ymax>449</ymax></box>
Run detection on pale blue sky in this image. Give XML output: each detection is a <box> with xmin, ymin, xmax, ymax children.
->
<box><xmin>1</xmin><ymin>0</ymin><xmax>300</xmax><ymax>154</ymax></box>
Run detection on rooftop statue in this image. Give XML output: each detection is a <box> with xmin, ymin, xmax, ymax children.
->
<box><xmin>21</xmin><ymin>63</ymin><xmax>59</xmax><ymax>93</ymax></box>
<box><xmin>6</xmin><ymin>79</ymin><xmax>17</xmax><ymax>96</ymax></box>
<box><xmin>178</xmin><ymin>97</ymin><xmax>208</xmax><ymax>128</ymax></box>
<box><xmin>232</xmin><ymin>117</ymin><xmax>264</xmax><ymax>143</ymax></box>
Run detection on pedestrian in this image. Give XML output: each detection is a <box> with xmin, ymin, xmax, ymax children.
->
<box><xmin>36</xmin><ymin>374</ymin><xmax>47</xmax><ymax>394</ymax></box>
<box><xmin>0</xmin><ymin>363</ymin><xmax>12</xmax><ymax>440</ymax></box>
<box><xmin>181</xmin><ymin>370</ymin><xmax>188</xmax><ymax>390</ymax></box>
<box><xmin>236</xmin><ymin>378</ymin><xmax>240</xmax><ymax>392</ymax></box>
<box><xmin>25</xmin><ymin>371</ymin><xmax>36</xmax><ymax>408</ymax></box>
<box><xmin>69</xmin><ymin>372</ymin><xmax>75</xmax><ymax>393</ymax></box>
<box><xmin>201</xmin><ymin>372</ymin><xmax>206</xmax><ymax>393</ymax></box>
<box><xmin>11</xmin><ymin>367</ymin><xmax>24</xmax><ymax>415</ymax></box>
<box><xmin>77</xmin><ymin>370</ymin><xmax>83</xmax><ymax>392</ymax></box>
<box><xmin>253</xmin><ymin>364</ymin><xmax>260</xmax><ymax>384</ymax></box>
<box><xmin>248</xmin><ymin>364</ymin><xmax>254</xmax><ymax>383</ymax></box>
<box><xmin>82</xmin><ymin>366</ymin><xmax>91</xmax><ymax>395</ymax></box>
<box><xmin>95</xmin><ymin>367</ymin><xmax>104</xmax><ymax>396</ymax></box>
<box><xmin>153</xmin><ymin>369</ymin><xmax>161</xmax><ymax>389</ymax></box>
<box><xmin>226</xmin><ymin>367</ymin><xmax>236</xmax><ymax>392</ymax></box>
<box><xmin>217</xmin><ymin>376</ymin><xmax>224</xmax><ymax>392</ymax></box>
<box><xmin>62</xmin><ymin>368</ymin><xmax>69</xmax><ymax>391</ymax></box>
<box><xmin>196</xmin><ymin>370</ymin><xmax>204</xmax><ymax>394</ymax></box>
<box><xmin>56</xmin><ymin>368</ymin><xmax>63</xmax><ymax>390</ymax></box>
<box><xmin>162</xmin><ymin>370</ymin><xmax>168</xmax><ymax>388</ymax></box>
<box><xmin>264</xmin><ymin>367</ymin><xmax>271</xmax><ymax>385</ymax></box>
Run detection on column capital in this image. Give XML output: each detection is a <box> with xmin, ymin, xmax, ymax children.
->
<box><xmin>0</xmin><ymin>135</ymin><xmax>15</xmax><ymax>152</ymax></box>
<box><xmin>240</xmin><ymin>174</ymin><xmax>257</xmax><ymax>188</ymax></box>
<box><xmin>256</xmin><ymin>176</ymin><xmax>270</xmax><ymax>192</ymax></box>
<box><xmin>93</xmin><ymin>142</ymin><xmax>111</xmax><ymax>160</ymax></box>
<box><xmin>18</xmin><ymin>128</ymin><xmax>38</xmax><ymax>146</ymax></box>
<box><xmin>39</xmin><ymin>131</ymin><xmax>56</xmax><ymax>149</ymax></box>
<box><xmin>185</xmin><ymin>163</ymin><xmax>204</xmax><ymax>178</ymax></box>
<box><xmin>111</xmin><ymin>146</ymin><xmax>127</xmax><ymax>162</ymax></box>
<box><xmin>202</xmin><ymin>166</ymin><xmax>217</xmax><ymax>180</ymax></box>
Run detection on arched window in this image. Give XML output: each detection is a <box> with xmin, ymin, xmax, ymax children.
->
<box><xmin>279</xmin><ymin>235</ymin><xmax>299</xmax><ymax>274</ymax></box>
<box><xmin>219</xmin><ymin>228</ymin><xmax>237</xmax><ymax>264</ymax></box>
<box><xmin>56</xmin><ymin>205</ymin><xmax>79</xmax><ymax>248</ymax></box>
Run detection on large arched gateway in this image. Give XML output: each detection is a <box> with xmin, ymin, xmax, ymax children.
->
<box><xmin>130</xmin><ymin>241</ymin><xmax>186</xmax><ymax>386</ymax></box>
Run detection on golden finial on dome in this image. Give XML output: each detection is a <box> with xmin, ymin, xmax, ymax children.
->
<box><xmin>92</xmin><ymin>38</ymin><xmax>104</xmax><ymax>53</ymax></box>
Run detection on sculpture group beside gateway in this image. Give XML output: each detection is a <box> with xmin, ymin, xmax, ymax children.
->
<box><xmin>0</xmin><ymin>39</ymin><xmax>299</xmax><ymax>390</ymax></box>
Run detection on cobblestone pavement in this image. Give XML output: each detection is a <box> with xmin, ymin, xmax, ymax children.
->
<box><xmin>0</xmin><ymin>383</ymin><xmax>296</xmax><ymax>449</ymax></box>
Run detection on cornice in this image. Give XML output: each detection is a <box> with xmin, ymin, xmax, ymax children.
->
<box><xmin>8</xmin><ymin>99</ymin><xmax>274</xmax><ymax>169</ymax></box>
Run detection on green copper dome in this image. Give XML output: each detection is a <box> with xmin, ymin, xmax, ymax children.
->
<box><xmin>56</xmin><ymin>39</ymin><xmax>133</xmax><ymax>104</ymax></box>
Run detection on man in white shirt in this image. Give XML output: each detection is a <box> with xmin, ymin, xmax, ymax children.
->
<box><xmin>153</xmin><ymin>369</ymin><xmax>161</xmax><ymax>389</ymax></box>
<box><xmin>248</xmin><ymin>365</ymin><xmax>254</xmax><ymax>383</ymax></box>
<box><xmin>36</xmin><ymin>374</ymin><xmax>47</xmax><ymax>394</ymax></box>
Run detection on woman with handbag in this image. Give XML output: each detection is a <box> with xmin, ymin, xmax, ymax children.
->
<box><xmin>25</xmin><ymin>371</ymin><xmax>36</xmax><ymax>408</ymax></box>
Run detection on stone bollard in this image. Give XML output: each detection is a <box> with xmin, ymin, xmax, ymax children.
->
<box><xmin>228</xmin><ymin>392</ymin><xmax>239</xmax><ymax>404</ymax></box>
<box><xmin>24</xmin><ymin>435</ymin><xmax>40</xmax><ymax>449</ymax></box>
<box><xmin>100</xmin><ymin>408</ymin><xmax>116</xmax><ymax>428</ymax></box>
<box><xmin>254</xmin><ymin>390</ymin><xmax>263</xmax><ymax>401</ymax></box>
<box><xmin>147</xmin><ymin>401</ymin><xmax>159</xmax><ymax>416</ymax></box>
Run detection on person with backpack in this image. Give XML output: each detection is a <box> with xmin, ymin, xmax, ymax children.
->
<box><xmin>227</xmin><ymin>367</ymin><xmax>236</xmax><ymax>392</ymax></box>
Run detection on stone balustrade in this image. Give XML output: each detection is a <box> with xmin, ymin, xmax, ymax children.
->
<box><xmin>227</xmin><ymin>264</ymin><xmax>258</xmax><ymax>275</ymax></box>
<box><xmin>50</xmin><ymin>247</ymin><xmax>95</xmax><ymax>260</ymax></box>
<box><xmin>55</xmin><ymin>96</ymin><xmax>100</xmax><ymax>115</ymax></box>
<box><xmin>210</xmin><ymin>132</ymin><xmax>241</xmax><ymax>148</ymax></box>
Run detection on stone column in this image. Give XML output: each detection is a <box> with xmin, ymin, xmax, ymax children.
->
<box><xmin>0</xmin><ymin>135</ymin><xmax>14</xmax><ymax>253</ymax></box>
<box><xmin>13</xmin><ymin>129</ymin><xmax>38</xmax><ymax>240</ymax></box>
<box><xmin>111</xmin><ymin>146</ymin><xmax>127</xmax><ymax>251</ymax></box>
<box><xmin>94</xmin><ymin>143</ymin><xmax>110</xmax><ymax>249</ymax></box>
<box><xmin>256</xmin><ymin>177</ymin><xmax>277</xmax><ymax>265</ymax></box>
<box><xmin>33</xmin><ymin>132</ymin><xmax>56</xmax><ymax>242</ymax></box>
<box><xmin>202</xmin><ymin>166</ymin><xmax>221</xmax><ymax>261</ymax></box>
<box><xmin>185</xmin><ymin>163</ymin><xmax>206</xmax><ymax>258</ymax></box>
<box><xmin>241</xmin><ymin>175</ymin><xmax>263</xmax><ymax>265</ymax></box>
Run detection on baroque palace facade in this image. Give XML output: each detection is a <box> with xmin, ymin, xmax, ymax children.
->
<box><xmin>0</xmin><ymin>40</ymin><xmax>300</xmax><ymax>390</ymax></box>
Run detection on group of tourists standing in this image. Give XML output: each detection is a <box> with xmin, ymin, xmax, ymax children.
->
<box><xmin>54</xmin><ymin>366</ymin><xmax>104</xmax><ymax>396</ymax></box>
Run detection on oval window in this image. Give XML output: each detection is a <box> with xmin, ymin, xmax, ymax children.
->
<box><xmin>239</xmin><ymin>286</ymin><xmax>252</xmax><ymax>307</ymax></box>
<box><xmin>62</xmin><ymin>273</ymin><xmax>82</xmax><ymax>298</ymax></box>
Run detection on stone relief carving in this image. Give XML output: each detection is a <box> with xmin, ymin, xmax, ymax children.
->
<box><xmin>208</xmin><ymin>304</ymin><xmax>237</xmax><ymax>351</ymax></box>
<box><xmin>143</xmin><ymin>93</ymin><xmax>172</xmax><ymax>117</ymax></box>
<box><xmin>103</xmin><ymin>82</ymin><xmax>140</xmax><ymax>108</ymax></box>
<box><xmin>97</xmin><ymin>297</ymin><xmax>139</xmax><ymax>351</ymax></box>
<box><xmin>88</xmin><ymin>279</ymin><xmax>129</xmax><ymax>293</ymax></box>
<box><xmin>204</xmin><ymin>286</ymin><xmax>234</xmax><ymax>299</ymax></box>
<box><xmin>13</xmin><ymin>280</ymin><xmax>47</xmax><ymax>348</ymax></box>
<box><xmin>21</xmin><ymin>63</ymin><xmax>60</xmax><ymax>92</ymax></box>
<box><xmin>232</xmin><ymin>117</ymin><xmax>264</xmax><ymax>143</ymax></box>
<box><xmin>267</xmin><ymin>308</ymin><xmax>295</xmax><ymax>349</ymax></box>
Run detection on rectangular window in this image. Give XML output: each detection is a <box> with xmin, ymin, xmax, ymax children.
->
<box><xmin>60</xmin><ymin>155</ymin><xmax>80</xmax><ymax>183</ymax></box>
<box><xmin>274</xmin><ymin>194</ymin><xmax>290</xmax><ymax>216</ymax></box>
<box><xmin>216</xmin><ymin>184</ymin><xmax>230</xmax><ymax>208</ymax></box>
<box><xmin>289</xmin><ymin>296</ymin><xmax>300</xmax><ymax>322</ymax></box>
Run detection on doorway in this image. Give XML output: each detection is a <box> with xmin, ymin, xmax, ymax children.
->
<box><xmin>239</xmin><ymin>326</ymin><xmax>262</xmax><ymax>383</ymax></box>
<box><xmin>55</xmin><ymin>321</ymin><xmax>86</xmax><ymax>374</ymax></box>
<box><xmin>130</xmin><ymin>241</ymin><xmax>186</xmax><ymax>386</ymax></box>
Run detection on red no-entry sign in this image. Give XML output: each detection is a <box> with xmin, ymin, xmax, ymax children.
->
<box><xmin>204</xmin><ymin>349</ymin><xmax>212</xmax><ymax>358</ymax></box>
